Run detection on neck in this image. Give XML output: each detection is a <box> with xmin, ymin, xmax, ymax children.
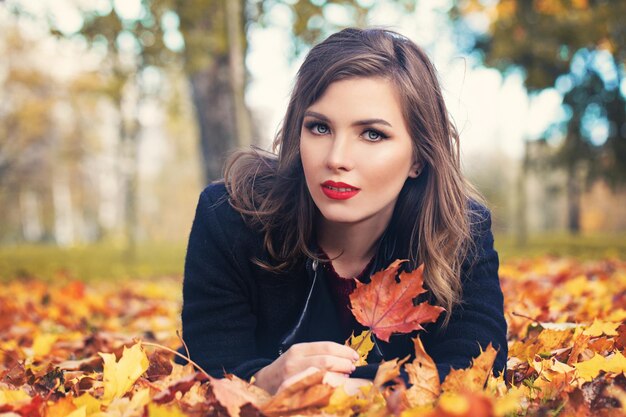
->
<box><xmin>316</xmin><ymin>213</ymin><xmax>391</xmax><ymax>268</ymax></box>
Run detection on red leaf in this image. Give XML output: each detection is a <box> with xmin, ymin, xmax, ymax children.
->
<box><xmin>349</xmin><ymin>260</ymin><xmax>445</xmax><ymax>342</ymax></box>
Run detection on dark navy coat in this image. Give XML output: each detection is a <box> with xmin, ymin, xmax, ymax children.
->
<box><xmin>180</xmin><ymin>183</ymin><xmax>507</xmax><ymax>383</ymax></box>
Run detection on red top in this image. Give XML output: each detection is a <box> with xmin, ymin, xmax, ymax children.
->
<box><xmin>319</xmin><ymin>251</ymin><xmax>375</xmax><ymax>339</ymax></box>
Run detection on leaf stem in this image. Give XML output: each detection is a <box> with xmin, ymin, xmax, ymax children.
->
<box><xmin>140</xmin><ymin>341</ymin><xmax>211</xmax><ymax>380</ymax></box>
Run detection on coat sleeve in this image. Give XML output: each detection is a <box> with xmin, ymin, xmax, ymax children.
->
<box><xmin>421</xmin><ymin>205</ymin><xmax>508</xmax><ymax>382</ymax></box>
<box><xmin>179</xmin><ymin>185</ymin><xmax>273</xmax><ymax>380</ymax></box>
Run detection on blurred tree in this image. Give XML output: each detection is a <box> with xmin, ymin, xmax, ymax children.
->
<box><xmin>0</xmin><ymin>25</ymin><xmax>107</xmax><ymax>244</ymax></box>
<box><xmin>49</xmin><ymin>0</ymin><xmax>416</xmax><ymax>183</ymax></box>
<box><xmin>451</xmin><ymin>0</ymin><xmax>626</xmax><ymax>234</ymax></box>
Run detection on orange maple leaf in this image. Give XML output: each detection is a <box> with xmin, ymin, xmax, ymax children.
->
<box><xmin>440</xmin><ymin>344</ymin><xmax>498</xmax><ymax>393</ymax></box>
<box><xmin>405</xmin><ymin>336</ymin><xmax>441</xmax><ymax>407</ymax></box>
<box><xmin>349</xmin><ymin>259</ymin><xmax>445</xmax><ymax>342</ymax></box>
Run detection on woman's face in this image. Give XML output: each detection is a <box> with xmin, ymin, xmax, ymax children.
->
<box><xmin>300</xmin><ymin>77</ymin><xmax>419</xmax><ymax>231</ymax></box>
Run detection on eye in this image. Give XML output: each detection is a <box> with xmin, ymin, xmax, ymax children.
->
<box><xmin>362</xmin><ymin>129</ymin><xmax>388</xmax><ymax>142</ymax></box>
<box><xmin>305</xmin><ymin>121</ymin><xmax>330</xmax><ymax>136</ymax></box>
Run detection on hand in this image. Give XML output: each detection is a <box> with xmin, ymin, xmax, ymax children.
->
<box><xmin>253</xmin><ymin>341</ymin><xmax>359</xmax><ymax>394</ymax></box>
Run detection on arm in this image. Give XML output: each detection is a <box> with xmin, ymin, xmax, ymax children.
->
<box><xmin>181</xmin><ymin>185</ymin><xmax>360</xmax><ymax>388</ymax></box>
<box><xmin>421</xmin><ymin>205</ymin><xmax>508</xmax><ymax>382</ymax></box>
<box><xmin>181</xmin><ymin>185</ymin><xmax>272</xmax><ymax>380</ymax></box>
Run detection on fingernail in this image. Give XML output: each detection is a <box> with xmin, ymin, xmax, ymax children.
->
<box><xmin>353</xmin><ymin>352</ymin><xmax>359</xmax><ymax>361</ymax></box>
<box><xmin>351</xmin><ymin>364</ymin><xmax>356</xmax><ymax>371</ymax></box>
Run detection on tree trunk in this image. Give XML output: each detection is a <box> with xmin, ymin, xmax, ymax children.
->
<box><xmin>515</xmin><ymin>140</ymin><xmax>529</xmax><ymax>247</ymax></box>
<box><xmin>189</xmin><ymin>54</ymin><xmax>238</xmax><ymax>184</ymax></box>
<box><xmin>20</xmin><ymin>189</ymin><xmax>43</xmax><ymax>242</ymax></box>
<box><xmin>226</xmin><ymin>0</ymin><xmax>252</xmax><ymax>148</ymax></box>
<box><xmin>566</xmin><ymin>163</ymin><xmax>581</xmax><ymax>234</ymax></box>
<box><xmin>52</xmin><ymin>168</ymin><xmax>75</xmax><ymax>246</ymax></box>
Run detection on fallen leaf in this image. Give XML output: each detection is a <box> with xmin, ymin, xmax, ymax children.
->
<box><xmin>574</xmin><ymin>351</ymin><xmax>626</xmax><ymax>382</ymax></box>
<box><xmin>261</xmin><ymin>370</ymin><xmax>333</xmax><ymax>416</ymax></box>
<box><xmin>209</xmin><ymin>374</ymin><xmax>269</xmax><ymax>416</ymax></box>
<box><xmin>583</xmin><ymin>319</ymin><xmax>620</xmax><ymax>337</ymax></box>
<box><xmin>440</xmin><ymin>344</ymin><xmax>497</xmax><ymax>393</ymax></box>
<box><xmin>372</xmin><ymin>357</ymin><xmax>409</xmax><ymax>390</ymax></box>
<box><xmin>98</xmin><ymin>343</ymin><xmax>149</xmax><ymax>403</ymax></box>
<box><xmin>350</xmin><ymin>260</ymin><xmax>445</xmax><ymax>342</ymax></box>
<box><xmin>405</xmin><ymin>336</ymin><xmax>440</xmax><ymax>407</ymax></box>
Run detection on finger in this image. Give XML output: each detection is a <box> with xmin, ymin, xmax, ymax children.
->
<box><xmin>310</xmin><ymin>355</ymin><xmax>356</xmax><ymax>374</ymax></box>
<box><xmin>293</xmin><ymin>341</ymin><xmax>360</xmax><ymax>361</ymax></box>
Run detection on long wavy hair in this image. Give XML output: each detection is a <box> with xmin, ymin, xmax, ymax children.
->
<box><xmin>224</xmin><ymin>28</ymin><xmax>484</xmax><ymax>324</ymax></box>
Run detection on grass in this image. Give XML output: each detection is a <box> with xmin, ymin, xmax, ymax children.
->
<box><xmin>0</xmin><ymin>233</ymin><xmax>624</xmax><ymax>282</ymax></box>
<box><xmin>495</xmin><ymin>232</ymin><xmax>626</xmax><ymax>262</ymax></box>
<box><xmin>0</xmin><ymin>242</ymin><xmax>186</xmax><ymax>282</ymax></box>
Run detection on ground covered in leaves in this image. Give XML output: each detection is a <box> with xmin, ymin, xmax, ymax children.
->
<box><xmin>1</xmin><ymin>257</ymin><xmax>626</xmax><ymax>416</ymax></box>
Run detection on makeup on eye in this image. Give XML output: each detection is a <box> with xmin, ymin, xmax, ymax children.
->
<box><xmin>302</xmin><ymin>120</ymin><xmax>391</xmax><ymax>141</ymax></box>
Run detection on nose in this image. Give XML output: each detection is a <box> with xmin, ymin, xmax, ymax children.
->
<box><xmin>325</xmin><ymin>134</ymin><xmax>354</xmax><ymax>172</ymax></box>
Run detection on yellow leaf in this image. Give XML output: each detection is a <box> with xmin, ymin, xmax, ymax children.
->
<box><xmin>72</xmin><ymin>393</ymin><xmax>102</xmax><ymax>416</ymax></box>
<box><xmin>323</xmin><ymin>386</ymin><xmax>373</xmax><ymax>416</ymax></box>
<box><xmin>438</xmin><ymin>392</ymin><xmax>469</xmax><ymax>414</ymax></box>
<box><xmin>98</xmin><ymin>343</ymin><xmax>149</xmax><ymax>403</ymax></box>
<box><xmin>128</xmin><ymin>388</ymin><xmax>151</xmax><ymax>410</ymax></box>
<box><xmin>346</xmin><ymin>330</ymin><xmax>374</xmax><ymax>366</ymax></box>
<box><xmin>583</xmin><ymin>319</ymin><xmax>620</xmax><ymax>337</ymax></box>
<box><xmin>605</xmin><ymin>351</ymin><xmax>626</xmax><ymax>374</ymax></box>
<box><xmin>607</xmin><ymin>308</ymin><xmax>626</xmax><ymax>322</ymax></box>
<box><xmin>493</xmin><ymin>385</ymin><xmax>525</xmax><ymax>416</ymax></box>
<box><xmin>0</xmin><ymin>388</ymin><xmax>31</xmax><ymax>405</ymax></box>
<box><xmin>66</xmin><ymin>406</ymin><xmax>87</xmax><ymax>417</ymax></box>
<box><xmin>573</xmin><ymin>353</ymin><xmax>606</xmax><ymax>381</ymax></box>
<box><xmin>32</xmin><ymin>333</ymin><xmax>58</xmax><ymax>358</ymax></box>
<box><xmin>574</xmin><ymin>351</ymin><xmax>626</xmax><ymax>382</ymax></box>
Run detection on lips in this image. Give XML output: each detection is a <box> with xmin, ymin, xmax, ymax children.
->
<box><xmin>321</xmin><ymin>181</ymin><xmax>360</xmax><ymax>200</ymax></box>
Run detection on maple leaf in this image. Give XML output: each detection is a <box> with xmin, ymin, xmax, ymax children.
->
<box><xmin>373</xmin><ymin>357</ymin><xmax>409</xmax><ymax>389</ymax></box>
<box><xmin>349</xmin><ymin>260</ymin><xmax>445</xmax><ymax>343</ymax></box>
<box><xmin>405</xmin><ymin>336</ymin><xmax>440</xmax><ymax>407</ymax></box>
<box><xmin>573</xmin><ymin>351</ymin><xmax>626</xmax><ymax>382</ymax></box>
<box><xmin>98</xmin><ymin>343</ymin><xmax>149</xmax><ymax>403</ymax></box>
<box><xmin>261</xmin><ymin>369</ymin><xmax>334</xmax><ymax>416</ymax></box>
<box><xmin>345</xmin><ymin>330</ymin><xmax>375</xmax><ymax>366</ymax></box>
<box><xmin>209</xmin><ymin>373</ymin><xmax>270</xmax><ymax>417</ymax></box>
<box><xmin>582</xmin><ymin>319</ymin><xmax>620</xmax><ymax>337</ymax></box>
<box><xmin>440</xmin><ymin>344</ymin><xmax>498</xmax><ymax>393</ymax></box>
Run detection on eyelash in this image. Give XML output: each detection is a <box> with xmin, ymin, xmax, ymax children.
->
<box><xmin>304</xmin><ymin>121</ymin><xmax>390</xmax><ymax>142</ymax></box>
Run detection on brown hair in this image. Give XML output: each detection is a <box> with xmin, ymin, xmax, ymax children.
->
<box><xmin>224</xmin><ymin>28</ymin><xmax>484</xmax><ymax>324</ymax></box>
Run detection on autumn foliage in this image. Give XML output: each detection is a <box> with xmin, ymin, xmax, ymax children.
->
<box><xmin>1</xmin><ymin>257</ymin><xmax>626</xmax><ymax>416</ymax></box>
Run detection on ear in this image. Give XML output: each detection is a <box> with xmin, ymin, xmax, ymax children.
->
<box><xmin>408</xmin><ymin>160</ymin><xmax>422</xmax><ymax>178</ymax></box>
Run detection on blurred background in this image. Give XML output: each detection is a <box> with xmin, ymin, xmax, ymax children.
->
<box><xmin>1</xmin><ymin>0</ymin><xmax>625</xmax><ymax>281</ymax></box>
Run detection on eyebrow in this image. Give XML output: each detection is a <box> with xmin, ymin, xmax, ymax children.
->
<box><xmin>303</xmin><ymin>111</ymin><xmax>393</xmax><ymax>128</ymax></box>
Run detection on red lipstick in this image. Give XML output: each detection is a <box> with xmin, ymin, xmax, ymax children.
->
<box><xmin>321</xmin><ymin>181</ymin><xmax>360</xmax><ymax>200</ymax></box>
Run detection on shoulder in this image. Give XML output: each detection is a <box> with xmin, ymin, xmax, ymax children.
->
<box><xmin>468</xmin><ymin>200</ymin><xmax>493</xmax><ymax>241</ymax></box>
<box><xmin>463</xmin><ymin>200</ymin><xmax>497</xmax><ymax>273</ymax></box>
<box><xmin>197</xmin><ymin>182</ymin><xmax>244</xmax><ymax>225</ymax></box>
<box><xmin>192</xmin><ymin>182</ymin><xmax>262</xmax><ymax>252</ymax></box>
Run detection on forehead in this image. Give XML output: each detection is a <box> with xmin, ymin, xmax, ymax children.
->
<box><xmin>305</xmin><ymin>77</ymin><xmax>405</xmax><ymax>123</ymax></box>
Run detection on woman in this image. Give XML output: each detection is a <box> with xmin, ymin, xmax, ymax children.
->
<box><xmin>180</xmin><ymin>28</ymin><xmax>507</xmax><ymax>395</ymax></box>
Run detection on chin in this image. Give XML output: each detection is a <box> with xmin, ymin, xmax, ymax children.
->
<box><xmin>317</xmin><ymin>208</ymin><xmax>363</xmax><ymax>225</ymax></box>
